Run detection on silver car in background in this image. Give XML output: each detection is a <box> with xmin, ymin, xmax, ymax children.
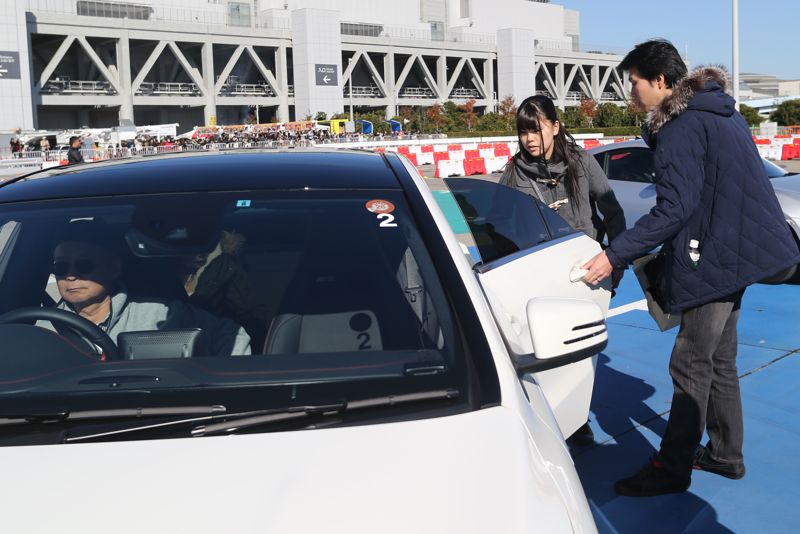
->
<box><xmin>589</xmin><ymin>140</ymin><xmax>800</xmax><ymax>243</ymax></box>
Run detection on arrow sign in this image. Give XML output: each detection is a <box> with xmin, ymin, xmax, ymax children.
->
<box><xmin>315</xmin><ymin>64</ymin><xmax>338</xmax><ymax>86</ymax></box>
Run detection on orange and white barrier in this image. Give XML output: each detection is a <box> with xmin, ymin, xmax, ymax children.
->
<box><xmin>753</xmin><ymin>135</ymin><xmax>800</xmax><ymax>160</ymax></box>
<box><xmin>415</xmin><ymin>151</ymin><xmax>435</xmax><ymax>165</ymax></box>
<box><xmin>484</xmin><ymin>155</ymin><xmax>511</xmax><ymax>173</ymax></box>
<box><xmin>435</xmin><ymin>159</ymin><xmax>466</xmax><ymax>178</ymax></box>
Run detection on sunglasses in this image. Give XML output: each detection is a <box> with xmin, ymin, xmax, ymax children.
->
<box><xmin>52</xmin><ymin>259</ymin><xmax>97</xmax><ymax>277</ymax></box>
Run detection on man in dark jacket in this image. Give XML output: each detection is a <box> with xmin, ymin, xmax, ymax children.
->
<box><xmin>66</xmin><ymin>136</ymin><xmax>84</xmax><ymax>164</ymax></box>
<box><xmin>582</xmin><ymin>39</ymin><xmax>800</xmax><ymax>497</ymax></box>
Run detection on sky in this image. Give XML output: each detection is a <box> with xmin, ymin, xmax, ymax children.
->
<box><xmin>558</xmin><ymin>0</ymin><xmax>799</xmax><ymax>80</ymax></box>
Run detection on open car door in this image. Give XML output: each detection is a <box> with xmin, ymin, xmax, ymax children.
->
<box><xmin>441</xmin><ymin>178</ymin><xmax>612</xmax><ymax>437</ymax></box>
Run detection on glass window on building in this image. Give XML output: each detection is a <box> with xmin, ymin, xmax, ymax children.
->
<box><xmin>228</xmin><ymin>2</ymin><xmax>252</xmax><ymax>27</ymax></box>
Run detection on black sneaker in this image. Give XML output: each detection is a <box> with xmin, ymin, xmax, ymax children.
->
<box><xmin>693</xmin><ymin>446</ymin><xmax>746</xmax><ymax>480</ymax></box>
<box><xmin>614</xmin><ymin>457</ymin><xmax>691</xmax><ymax>497</ymax></box>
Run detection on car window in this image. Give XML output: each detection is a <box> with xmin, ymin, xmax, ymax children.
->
<box><xmin>592</xmin><ymin>152</ymin><xmax>606</xmax><ymax>172</ymax></box>
<box><xmin>605</xmin><ymin>148</ymin><xmax>655</xmax><ymax>183</ymax></box>
<box><xmin>442</xmin><ymin>178</ymin><xmax>577</xmax><ymax>265</ymax></box>
<box><xmin>0</xmin><ymin>191</ymin><xmax>469</xmax><ymax>429</ymax></box>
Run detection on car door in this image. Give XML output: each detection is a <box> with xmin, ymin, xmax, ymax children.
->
<box><xmin>441</xmin><ymin>178</ymin><xmax>611</xmax><ymax>438</ymax></box>
<box><xmin>595</xmin><ymin>147</ymin><xmax>657</xmax><ymax>229</ymax></box>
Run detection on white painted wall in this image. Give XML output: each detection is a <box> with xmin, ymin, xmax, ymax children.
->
<box><xmin>260</xmin><ymin>0</ymin><xmax>430</xmax><ymax>29</ymax></box>
<box><xmin>291</xmin><ymin>9</ymin><xmax>344</xmax><ymax>119</ymax></box>
<box><xmin>496</xmin><ymin>28</ymin><xmax>536</xmax><ymax>105</ymax></box>
<box><xmin>0</xmin><ymin>2</ymin><xmax>34</xmax><ymax>131</ymax></box>
<box><xmin>469</xmin><ymin>0</ymin><xmax>567</xmax><ymax>39</ymax></box>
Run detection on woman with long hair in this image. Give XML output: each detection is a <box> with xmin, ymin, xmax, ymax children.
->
<box><xmin>500</xmin><ymin>94</ymin><xmax>625</xmax><ymax>248</ymax></box>
<box><xmin>501</xmin><ymin>95</ymin><xmax>626</xmax><ymax>446</ymax></box>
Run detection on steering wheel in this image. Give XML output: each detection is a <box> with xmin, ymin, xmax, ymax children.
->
<box><xmin>0</xmin><ymin>307</ymin><xmax>120</xmax><ymax>360</ymax></box>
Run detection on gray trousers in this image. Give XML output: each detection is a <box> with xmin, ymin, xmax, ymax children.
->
<box><xmin>659</xmin><ymin>289</ymin><xmax>746</xmax><ymax>478</ymax></box>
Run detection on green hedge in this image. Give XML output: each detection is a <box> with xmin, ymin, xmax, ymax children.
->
<box><xmin>444</xmin><ymin>127</ymin><xmax>641</xmax><ymax>138</ymax></box>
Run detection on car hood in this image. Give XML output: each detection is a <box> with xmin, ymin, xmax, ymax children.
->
<box><xmin>0</xmin><ymin>406</ymin><xmax>581</xmax><ymax>534</ymax></box>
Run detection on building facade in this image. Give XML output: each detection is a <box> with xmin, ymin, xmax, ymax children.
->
<box><xmin>3</xmin><ymin>0</ymin><xmax>630</xmax><ymax>132</ymax></box>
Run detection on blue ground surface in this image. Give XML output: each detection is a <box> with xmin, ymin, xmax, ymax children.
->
<box><xmin>572</xmin><ymin>272</ymin><xmax>800</xmax><ymax>533</ymax></box>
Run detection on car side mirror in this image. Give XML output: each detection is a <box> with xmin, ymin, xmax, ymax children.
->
<box><xmin>512</xmin><ymin>297</ymin><xmax>607</xmax><ymax>374</ymax></box>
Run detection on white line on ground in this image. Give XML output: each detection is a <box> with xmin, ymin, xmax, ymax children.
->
<box><xmin>607</xmin><ymin>298</ymin><xmax>648</xmax><ymax>318</ymax></box>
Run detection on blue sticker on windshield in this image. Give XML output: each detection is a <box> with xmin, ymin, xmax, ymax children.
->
<box><xmin>236</xmin><ymin>200</ymin><xmax>252</xmax><ymax>208</ymax></box>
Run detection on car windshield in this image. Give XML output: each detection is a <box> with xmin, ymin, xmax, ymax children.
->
<box><xmin>0</xmin><ymin>189</ymin><xmax>470</xmax><ymax>440</ymax></box>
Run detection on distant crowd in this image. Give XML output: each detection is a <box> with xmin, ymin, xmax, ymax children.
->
<box><xmin>6</xmin><ymin>124</ymin><xmax>433</xmax><ymax>158</ymax></box>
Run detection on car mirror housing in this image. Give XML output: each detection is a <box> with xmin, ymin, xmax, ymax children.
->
<box><xmin>513</xmin><ymin>297</ymin><xmax>608</xmax><ymax>374</ymax></box>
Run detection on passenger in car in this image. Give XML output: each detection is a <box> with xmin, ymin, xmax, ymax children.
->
<box><xmin>39</xmin><ymin>220</ymin><xmax>251</xmax><ymax>356</ymax></box>
<box><xmin>175</xmin><ymin>230</ymin><xmax>268</xmax><ymax>350</ymax></box>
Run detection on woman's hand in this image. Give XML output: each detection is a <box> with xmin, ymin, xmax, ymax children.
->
<box><xmin>581</xmin><ymin>251</ymin><xmax>614</xmax><ymax>286</ymax></box>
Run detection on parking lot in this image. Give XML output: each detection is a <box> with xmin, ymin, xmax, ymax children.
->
<box><xmin>421</xmin><ymin>156</ymin><xmax>800</xmax><ymax>533</ymax></box>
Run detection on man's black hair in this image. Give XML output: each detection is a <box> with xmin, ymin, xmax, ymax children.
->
<box><xmin>619</xmin><ymin>39</ymin><xmax>688</xmax><ymax>88</ymax></box>
<box><xmin>69</xmin><ymin>136</ymin><xmax>80</xmax><ymax>145</ymax></box>
<box><xmin>53</xmin><ymin>219</ymin><xmax>122</xmax><ymax>257</ymax></box>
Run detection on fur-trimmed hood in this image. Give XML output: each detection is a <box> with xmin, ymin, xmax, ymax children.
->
<box><xmin>646</xmin><ymin>66</ymin><xmax>734</xmax><ymax>134</ymax></box>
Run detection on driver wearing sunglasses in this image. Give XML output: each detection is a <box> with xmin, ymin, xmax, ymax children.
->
<box><xmin>40</xmin><ymin>220</ymin><xmax>251</xmax><ymax>357</ymax></box>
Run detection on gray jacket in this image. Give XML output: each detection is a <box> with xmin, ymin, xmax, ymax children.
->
<box><xmin>500</xmin><ymin>147</ymin><xmax>625</xmax><ymax>242</ymax></box>
<box><xmin>40</xmin><ymin>288</ymin><xmax>251</xmax><ymax>356</ymax></box>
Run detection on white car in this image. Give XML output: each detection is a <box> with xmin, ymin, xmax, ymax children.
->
<box><xmin>0</xmin><ymin>150</ymin><xmax>609</xmax><ymax>533</ymax></box>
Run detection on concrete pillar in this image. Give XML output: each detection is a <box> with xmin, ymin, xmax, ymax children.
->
<box><xmin>0</xmin><ymin>1</ymin><xmax>35</xmax><ymax>131</ymax></box>
<box><xmin>291</xmin><ymin>8</ymin><xmax>343</xmax><ymax>119</ymax></box>
<box><xmin>77</xmin><ymin>109</ymin><xmax>90</xmax><ymax>128</ymax></box>
<box><xmin>117</xmin><ymin>31</ymin><xmax>134</xmax><ymax>125</ymax></box>
<box><xmin>496</xmin><ymin>28</ymin><xmax>536</xmax><ymax>106</ymax></box>
<box><xmin>483</xmin><ymin>56</ymin><xmax>495</xmax><ymax>111</ymax></box>
<box><xmin>275</xmin><ymin>44</ymin><xmax>289</xmax><ymax>122</ymax></box>
<box><xmin>556</xmin><ymin>62</ymin><xmax>565</xmax><ymax>109</ymax></box>
<box><xmin>201</xmin><ymin>41</ymin><xmax>217</xmax><ymax>126</ymax></box>
<box><xmin>385</xmin><ymin>52</ymin><xmax>396</xmax><ymax>119</ymax></box>
<box><xmin>436</xmin><ymin>55</ymin><xmax>447</xmax><ymax>102</ymax></box>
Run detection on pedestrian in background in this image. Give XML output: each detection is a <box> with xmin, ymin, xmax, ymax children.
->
<box><xmin>66</xmin><ymin>136</ymin><xmax>84</xmax><ymax>165</ymax></box>
<box><xmin>582</xmin><ymin>39</ymin><xmax>800</xmax><ymax>497</ymax></box>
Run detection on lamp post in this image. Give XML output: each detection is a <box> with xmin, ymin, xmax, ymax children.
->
<box><xmin>733</xmin><ymin>0</ymin><xmax>740</xmax><ymax>110</ymax></box>
<box><xmin>348</xmin><ymin>56</ymin><xmax>354</xmax><ymax>122</ymax></box>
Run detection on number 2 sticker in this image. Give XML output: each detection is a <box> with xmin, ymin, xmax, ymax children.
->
<box><xmin>366</xmin><ymin>199</ymin><xmax>398</xmax><ymax>228</ymax></box>
<box><xmin>377</xmin><ymin>213</ymin><xmax>397</xmax><ymax>227</ymax></box>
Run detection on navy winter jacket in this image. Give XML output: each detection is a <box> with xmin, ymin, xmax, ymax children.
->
<box><xmin>605</xmin><ymin>67</ymin><xmax>800</xmax><ymax>312</ymax></box>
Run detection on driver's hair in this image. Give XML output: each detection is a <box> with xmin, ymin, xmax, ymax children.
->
<box><xmin>52</xmin><ymin>219</ymin><xmax>122</xmax><ymax>258</ymax></box>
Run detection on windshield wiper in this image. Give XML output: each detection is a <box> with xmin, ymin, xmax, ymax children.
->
<box><xmin>191</xmin><ymin>388</ymin><xmax>460</xmax><ymax>437</ymax></box>
<box><xmin>60</xmin><ymin>389</ymin><xmax>459</xmax><ymax>442</ymax></box>
<box><xmin>0</xmin><ymin>405</ymin><xmax>226</xmax><ymax>427</ymax></box>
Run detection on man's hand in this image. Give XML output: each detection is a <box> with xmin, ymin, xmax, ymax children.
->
<box><xmin>581</xmin><ymin>251</ymin><xmax>614</xmax><ymax>286</ymax></box>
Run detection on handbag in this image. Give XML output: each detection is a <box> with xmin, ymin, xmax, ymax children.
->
<box><xmin>632</xmin><ymin>252</ymin><xmax>681</xmax><ymax>331</ymax></box>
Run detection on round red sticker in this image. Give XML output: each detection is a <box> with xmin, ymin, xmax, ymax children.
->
<box><xmin>365</xmin><ymin>199</ymin><xmax>395</xmax><ymax>214</ymax></box>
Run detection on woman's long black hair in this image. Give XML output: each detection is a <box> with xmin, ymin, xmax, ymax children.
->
<box><xmin>511</xmin><ymin>94</ymin><xmax>585</xmax><ymax>208</ymax></box>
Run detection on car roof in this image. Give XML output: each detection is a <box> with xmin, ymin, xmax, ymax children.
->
<box><xmin>0</xmin><ymin>149</ymin><xmax>402</xmax><ymax>203</ymax></box>
<box><xmin>587</xmin><ymin>139</ymin><xmax>648</xmax><ymax>154</ymax></box>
